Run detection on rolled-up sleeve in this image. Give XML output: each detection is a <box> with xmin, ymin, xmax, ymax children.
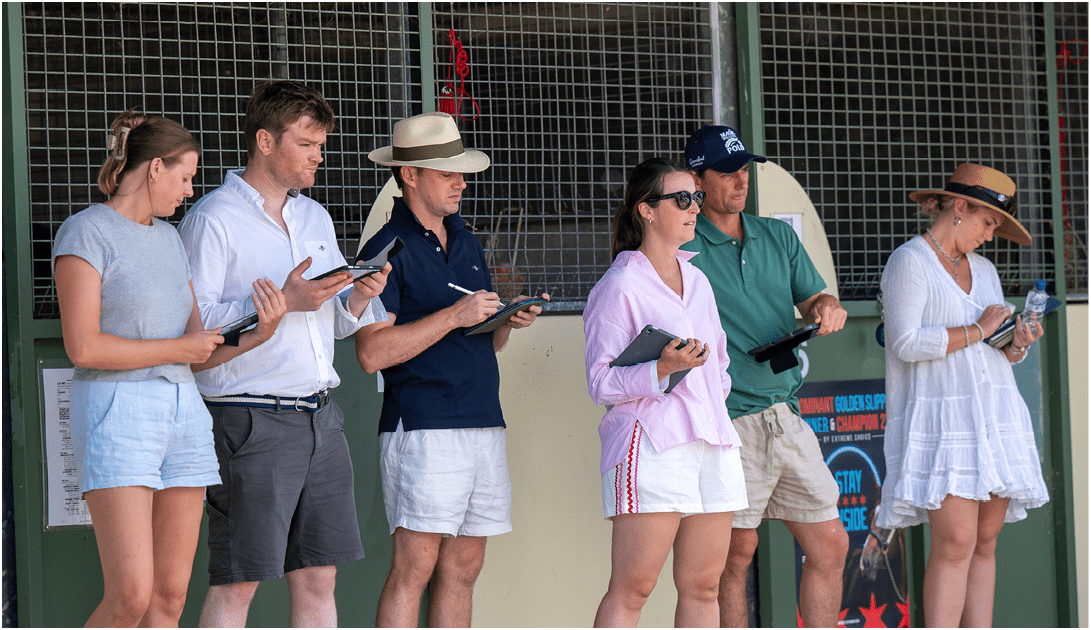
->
<box><xmin>881</xmin><ymin>249</ymin><xmax>948</xmax><ymax>363</ymax></box>
<box><xmin>584</xmin><ymin>307</ymin><xmax>664</xmax><ymax>407</ymax></box>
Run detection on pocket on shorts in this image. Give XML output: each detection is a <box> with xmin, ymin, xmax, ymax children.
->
<box><xmin>76</xmin><ymin>381</ymin><xmax>121</xmax><ymax>435</ymax></box>
<box><xmin>216</xmin><ymin>408</ymin><xmax>257</xmax><ymax>459</ymax></box>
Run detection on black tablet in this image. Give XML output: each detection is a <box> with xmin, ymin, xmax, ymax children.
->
<box><xmin>219</xmin><ymin>313</ymin><xmax>259</xmax><ymax>347</ymax></box>
<box><xmin>463</xmin><ymin>296</ymin><xmax>549</xmax><ymax>336</ymax></box>
<box><xmin>609</xmin><ymin>325</ymin><xmax>706</xmax><ymax>394</ymax></box>
<box><xmin>747</xmin><ymin>323</ymin><xmax>820</xmax><ymax>374</ymax></box>
<box><xmin>312</xmin><ymin>236</ymin><xmax>404</xmax><ymax>282</ymax></box>
<box><xmin>985</xmin><ymin>296</ymin><xmax>1062</xmax><ymax>349</ymax></box>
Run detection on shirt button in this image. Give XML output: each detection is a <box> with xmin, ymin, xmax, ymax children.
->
<box><xmin>436</xmin><ymin>247</ymin><xmax>441</xmax><ymax>252</ymax></box>
<box><xmin>742</xmin><ymin>260</ymin><xmax>747</xmax><ymax>264</ymax></box>
<box><xmin>732</xmin><ymin>240</ymin><xmax>737</xmax><ymax>245</ymax></box>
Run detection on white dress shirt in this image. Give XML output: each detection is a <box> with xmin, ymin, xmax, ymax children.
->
<box><xmin>178</xmin><ymin>170</ymin><xmax>387</xmax><ymax>398</ymax></box>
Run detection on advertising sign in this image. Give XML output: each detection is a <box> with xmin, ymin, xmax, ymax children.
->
<box><xmin>794</xmin><ymin>379</ymin><xmax>908</xmax><ymax>628</ymax></box>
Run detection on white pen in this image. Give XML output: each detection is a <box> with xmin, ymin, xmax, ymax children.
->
<box><xmin>447</xmin><ymin>282</ymin><xmax>476</xmax><ymax>296</ymax></box>
<box><xmin>448</xmin><ymin>282</ymin><xmax>504</xmax><ymax>307</ymax></box>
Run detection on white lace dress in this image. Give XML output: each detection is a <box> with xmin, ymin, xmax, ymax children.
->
<box><xmin>876</xmin><ymin>236</ymin><xmax>1049</xmax><ymax>528</ymax></box>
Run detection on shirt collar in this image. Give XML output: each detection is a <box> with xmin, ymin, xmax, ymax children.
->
<box><xmin>694</xmin><ymin>211</ymin><xmax>760</xmax><ymax>244</ymax></box>
<box><xmin>390</xmin><ymin>196</ymin><xmax>466</xmax><ymax>235</ymax></box>
<box><xmin>612</xmin><ymin>248</ymin><xmax>698</xmax><ymax>270</ymax></box>
<box><xmin>223</xmin><ymin>169</ymin><xmax>266</xmax><ymax>211</ymax></box>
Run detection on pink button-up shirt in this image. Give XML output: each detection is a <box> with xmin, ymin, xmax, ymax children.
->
<box><xmin>584</xmin><ymin>249</ymin><xmax>741</xmax><ymax>476</ymax></box>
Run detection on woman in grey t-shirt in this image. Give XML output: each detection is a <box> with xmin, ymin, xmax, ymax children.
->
<box><xmin>53</xmin><ymin>111</ymin><xmax>287</xmax><ymax>627</ymax></box>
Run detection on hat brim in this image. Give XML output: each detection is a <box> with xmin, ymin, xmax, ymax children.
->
<box><xmin>909</xmin><ymin>189</ymin><xmax>1032</xmax><ymax>246</ymax></box>
<box><xmin>368</xmin><ymin>146</ymin><xmax>490</xmax><ymax>173</ymax></box>
<box><xmin>707</xmin><ymin>152</ymin><xmax>768</xmax><ymax>174</ymax></box>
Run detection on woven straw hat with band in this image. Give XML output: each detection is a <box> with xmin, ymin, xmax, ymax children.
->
<box><xmin>909</xmin><ymin>163</ymin><xmax>1031</xmax><ymax>245</ymax></box>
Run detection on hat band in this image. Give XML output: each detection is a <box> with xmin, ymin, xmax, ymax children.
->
<box><xmin>392</xmin><ymin>138</ymin><xmax>465</xmax><ymax>162</ymax></box>
<box><xmin>944</xmin><ymin>182</ymin><xmax>1014</xmax><ymax>213</ymax></box>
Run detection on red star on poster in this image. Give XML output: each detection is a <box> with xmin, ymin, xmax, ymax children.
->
<box><xmin>796</xmin><ymin>605</ymin><xmax>803</xmax><ymax>627</ymax></box>
<box><xmin>860</xmin><ymin>593</ymin><xmax>887</xmax><ymax>627</ymax></box>
<box><xmin>896</xmin><ymin>600</ymin><xmax>910</xmax><ymax>628</ymax></box>
<box><xmin>838</xmin><ymin>607</ymin><xmax>849</xmax><ymax>625</ymax></box>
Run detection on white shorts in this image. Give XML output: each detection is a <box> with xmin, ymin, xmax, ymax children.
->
<box><xmin>602</xmin><ymin>421</ymin><xmax>749</xmax><ymax>519</ymax></box>
<box><xmin>379</xmin><ymin>421</ymin><xmax>512</xmax><ymax>537</ymax></box>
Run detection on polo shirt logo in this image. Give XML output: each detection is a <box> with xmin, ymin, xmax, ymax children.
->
<box><xmin>472</xmin><ymin>265</ymin><xmax>479</xmax><ymax>271</ymax></box>
<box><xmin>721</xmin><ymin>129</ymin><xmax>745</xmax><ymax>154</ymax></box>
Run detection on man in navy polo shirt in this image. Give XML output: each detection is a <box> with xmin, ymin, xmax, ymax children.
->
<box><xmin>356</xmin><ymin>112</ymin><xmax>547</xmax><ymax>628</ymax></box>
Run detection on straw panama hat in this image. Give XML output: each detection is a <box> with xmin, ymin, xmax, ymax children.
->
<box><xmin>368</xmin><ymin>112</ymin><xmax>490</xmax><ymax>173</ymax></box>
<box><xmin>909</xmin><ymin>163</ymin><xmax>1032</xmax><ymax>245</ymax></box>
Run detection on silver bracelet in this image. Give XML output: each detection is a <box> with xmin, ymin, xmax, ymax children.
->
<box><xmin>963</xmin><ymin>325</ymin><xmax>970</xmax><ymax>348</ymax></box>
<box><xmin>972</xmin><ymin>322</ymin><xmax>985</xmax><ymax>343</ymax></box>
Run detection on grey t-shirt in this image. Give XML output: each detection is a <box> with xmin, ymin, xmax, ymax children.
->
<box><xmin>52</xmin><ymin>204</ymin><xmax>195</xmax><ymax>383</ymax></box>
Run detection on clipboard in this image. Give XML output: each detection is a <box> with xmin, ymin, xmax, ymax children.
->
<box><xmin>312</xmin><ymin>236</ymin><xmax>404</xmax><ymax>281</ymax></box>
<box><xmin>609</xmin><ymin>325</ymin><xmax>703</xmax><ymax>394</ymax></box>
<box><xmin>985</xmin><ymin>296</ymin><xmax>1062</xmax><ymax>349</ymax></box>
<box><xmin>463</xmin><ymin>296</ymin><xmax>549</xmax><ymax>336</ymax></box>
<box><xmin>747</xmin><ymin>323</ymin><xmax>820</xmax><ymax>374</ymax></box>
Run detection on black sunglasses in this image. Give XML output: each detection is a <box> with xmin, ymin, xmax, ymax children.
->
<box><xmin>643</xmin><ymin>190</ymin><xmax>705</xmax><ymax>210</ymax></box>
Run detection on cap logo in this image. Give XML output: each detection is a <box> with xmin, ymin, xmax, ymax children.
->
<box><xmin>689</xmin><ymin>154</ymin><xmax>705</xmax><ymax>168</ymax></box>
<box><xmin>721</xmin><ymin>129</ymin><xmax>746</xmax><ymax>154</ymax></box>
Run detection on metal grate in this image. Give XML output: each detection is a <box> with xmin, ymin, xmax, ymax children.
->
<box><xmin>431</xmin><ymin>2</ymin><xmax>713</xmax><ymax>310</ymax></box>
<box><xmin>759</xmin><ymin>3</ymin><xmax>1057</xmax><ymax>300</ymax></box>
<box><xmin>1055</xmin><ymin>3</ymin><xmax>1088</xmax><ymax>300</ymax></box>
<box><xmin>22</xmin><ymin>2</ymin><xmax>420</xmax><ymax>319</ymax></box>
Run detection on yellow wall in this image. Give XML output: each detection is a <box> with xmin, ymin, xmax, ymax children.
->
<box><xmin>1067</xmin><ymin>303</ymin><xmax>1088</xmax><ymax>628</ymax></box>
<box><xmin>475</xmin><ymin>315</ymin><xmax>679</xmax><ymax>627</ymax></box>
<box><xmin>471</xmin><ymin>305</ymin><xmax>1088</xmax><ymax>627</ymax></box>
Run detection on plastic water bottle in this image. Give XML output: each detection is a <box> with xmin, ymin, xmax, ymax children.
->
<box><xmin>1022</xmin><ymin>279</ymin><xmax>1048</xmax><ymax>332</ymax></box>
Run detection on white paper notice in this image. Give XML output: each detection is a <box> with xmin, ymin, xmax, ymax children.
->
<box><xmin>774</xmin><ymin>213</ymin><xmax>804</xmax><ymax>244</ymax></box>
<box><xmin>41</xmin><ymin>367</ymin><xmax>92</xmax><ymax>528</ymax></box>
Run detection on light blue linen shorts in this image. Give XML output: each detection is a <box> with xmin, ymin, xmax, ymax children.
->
<box><xmin>71</xmin><ymin>379</ymin><xmax>222</xmax><ymax>493</ymax></box>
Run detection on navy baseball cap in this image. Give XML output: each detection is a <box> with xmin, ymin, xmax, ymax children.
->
<box><xmin>684</xmin><ymin>125</ymin><xmax>767</xmax><ymax>174</ymax></box>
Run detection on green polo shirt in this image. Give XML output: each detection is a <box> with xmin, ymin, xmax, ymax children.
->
<box><xmin>681</xmin><ymin>212</ymin><xmax>826</xmax><ymax>418</ymax></box>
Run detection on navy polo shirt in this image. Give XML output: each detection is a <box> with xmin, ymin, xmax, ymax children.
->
<box><xmin>359</xmin><ymin>197</ymin><xmax>504</xmax><ymax>433</ymax></box>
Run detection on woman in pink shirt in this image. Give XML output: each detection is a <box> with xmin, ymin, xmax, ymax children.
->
<box><xmin>584</xmin><ymin>158</ymin><xmax>748</xmax><ymax>627</ymax></box>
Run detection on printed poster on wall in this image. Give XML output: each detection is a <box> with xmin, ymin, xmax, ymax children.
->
<box><xmin>40</xmin><ymin>364</ymin><xmax>93</xmax><ymax>529</ymax></box>
<box><xmin>794</xmin><ymin>379</ymin><xmax>908</xmax><ymax>628</ymax></box>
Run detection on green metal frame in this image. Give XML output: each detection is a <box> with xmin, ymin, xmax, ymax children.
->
<box><xmin>734</xmin><ymin>2</ymin><xmax>1077</xmax><ymax>626</ymax></box>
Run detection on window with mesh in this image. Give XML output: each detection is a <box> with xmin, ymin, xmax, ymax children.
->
<box><xmin>22</xmin><ymin>2</ymin><xmax>420</xmax><ymax>318</ymax></box>
<box><xmin>1055</xmin><ymin>2</ymin><xmax>1088</xmax><ymax>299</ymax></box>
<box><xmin>758</xmin><ymin>2</ymin><xmax>1059</xmax><ymax>300</ymax></box>
<box><xmin>430</xmin><ymin>3</ymin><xmax>713</xmax><ymax>310</ymax></box>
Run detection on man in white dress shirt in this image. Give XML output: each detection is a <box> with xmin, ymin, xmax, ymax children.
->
<box><xmin>178</xmin><ymin>80</ymin><xmax>390</xmax><ymax>627</ymax></box>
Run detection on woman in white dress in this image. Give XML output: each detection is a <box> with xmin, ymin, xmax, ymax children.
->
<box><xmin>877</xmin><ymin>164</ymin><xmax>1049</xmax><ymax>627</ymax></box>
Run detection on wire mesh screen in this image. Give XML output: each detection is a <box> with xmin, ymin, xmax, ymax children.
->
<box><xmin>759</xmin><ymin>3</ymin><xmax>1057</xmax><ymax>301</ymax></box>
<box><xmin>22</xmin><ymin>2</ymin><xmax>420</xmax><ymax>319</ymax></box>
<box><xmin>1055</xmin><ymin>3</ymin><xmax>1088</xmax><ymax>299</ymax></box>
<box><xmin>430</xmin><ymin>3</ymin><xmax>713</xmax><ymax>310</ymax></box>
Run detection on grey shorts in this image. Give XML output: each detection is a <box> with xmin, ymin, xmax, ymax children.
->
<box><xmin>204</xmin><ymin>399</ymin><xmax>364</xmax><ymax>586</ymax></box>
<box><xmin>731</xmin><ymin>402</ymin><xmax>841</xmax><ymax>529</ymax></box>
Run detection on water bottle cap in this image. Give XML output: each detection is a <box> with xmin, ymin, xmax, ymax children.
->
<box><xmin>1035</xmin><ymin>279</ymin><xmax>1046</xmax><ymax>290</ymax></box>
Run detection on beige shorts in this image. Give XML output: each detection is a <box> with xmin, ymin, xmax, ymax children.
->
<box><xmin>731</xmin><ymin>402</ymin><xmax>840</xmax><ymax>529</ymax></box>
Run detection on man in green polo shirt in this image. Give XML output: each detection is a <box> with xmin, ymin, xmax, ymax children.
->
<box><xmin>681</xmin><ymin>125</ymin><xmax>849</xmax><ymax>628</ymax></box>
